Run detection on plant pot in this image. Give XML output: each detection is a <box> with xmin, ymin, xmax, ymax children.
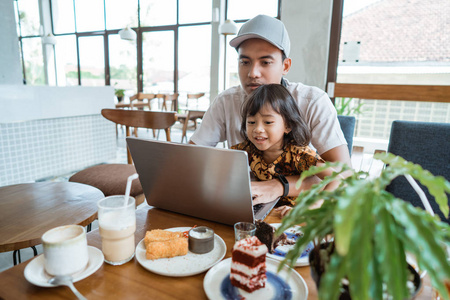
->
<box><xmin>117</xmin><ymin>96</ymin><xmax>123</xmax><ymax>102</ymax></box>
<box><xmin>309</xmin><ymin>242</ymin><xmax>422</xmax><ymax>299</ymax></box>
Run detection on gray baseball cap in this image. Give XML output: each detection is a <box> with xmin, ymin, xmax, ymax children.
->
<box><xmin>229</xmin><ymin>14</ymin><xmax>290</xmax><ymax>57</ymax></box>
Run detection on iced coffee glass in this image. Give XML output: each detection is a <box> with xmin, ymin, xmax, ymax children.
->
<box><xmin>98</xmin><ymin>195</ymin><xmax>136</xmax><ymax>265</ymax></box>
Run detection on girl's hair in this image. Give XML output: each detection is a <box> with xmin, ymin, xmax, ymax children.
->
<box><xmin>240</xmin><ymin>84</ymin><xmax>311</xmax><ymax>148</ymax></box>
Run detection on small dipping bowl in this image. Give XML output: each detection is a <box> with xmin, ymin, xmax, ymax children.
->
<box><xmin>188</xmin><ymin>226</ymin><xmax>215</xmax><ymax>254</ymax></box>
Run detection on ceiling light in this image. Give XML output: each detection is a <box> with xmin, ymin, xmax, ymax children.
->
<box><xmin>119</xmin><ymin>26</ymin><xmax>137</xmax><ymax>41</ymax></box>
<box><xmin>219</xmin><ymin>19</ymin><xmax>238</xmax><ymax>36</ymax></box>
<box><xmin>42</xmin><ymin>33</ymin><xmax>56</xmax><ymax>45</ymax></box>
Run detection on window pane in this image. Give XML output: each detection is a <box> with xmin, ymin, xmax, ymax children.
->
<box><xmin>178</xmin><ymin>25</ymin><xmax>211</xmax><ymax>104</ymax></box>
<box><xmin>105</xmin><ymin>0</ymin><xmax>138</xmax><ymax>30</ymax></box>
<box><xmin>142</xmin><ymin>31</ymin><xmax>174</xmax><ymax>93</ymax></box>
<box><xmin>179</xmin><ymin>0</ymin><xmax>212</xmax><ymax>24</ymax></box>
<box><xmin>337</xmin><ymin>0</ymin><xmax>450</xmax><ymax>85</ymax></box>
<box><xmin>224</xmin><ymin>24</ymin><xmax>242</xmax><ymax>90</ymax></box>
<box><xmin>140</xmin><ymin>0</ymin><xmax>176</xmax><ymax>26</ymax></box>
<box><xmin>109</xmin><ymin>35</ymin><xmax>137</xmax><ymax>94</ymax></box>
<box><xmin>75</xmin><ymin>0</ymin><xmax>105</xmax><ymax>32</ymax></box>
<box><xmin>17</xmin><ymin>0</ymin><xmax>41</xmax><ymax>36</ymax></box>
<box><xmin>78</xmin><ymin>36</ymin><xmax>105</xmax><ymax>86</ymax></box>
<box><xmin>227</xmin><ymin>0</ymin><xmax>278</xmax><ymax>20</ymax></box>
<box><xmin>22</xmin><ymin>37</ymin><xmax>45</xmax><ymax>85</ymax></box>
<box><xmin>51</xmin><ymin>0</ymin><xmax>76</xmax><ymax>34</ymax></box>
<box><xmin>54</xmin><ymin>35</ymin><xmax>78</xmax><ymax>86</ymax></box>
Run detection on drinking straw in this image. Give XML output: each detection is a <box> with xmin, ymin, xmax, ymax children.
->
<box><xmin>405</xmin><ymin>174</ymin><xmax>435</xmax><ymax>216</ymax></box>
<box><xmin>124</xmin><ymin>173</ymin><xmax>139</xmax><ymax>207</ymax></box>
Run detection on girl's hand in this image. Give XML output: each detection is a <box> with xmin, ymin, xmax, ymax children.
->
<box><xmin>274</xmin><ymin>206</ymin><xmax>292</xmax><ymax>218</ymax></box>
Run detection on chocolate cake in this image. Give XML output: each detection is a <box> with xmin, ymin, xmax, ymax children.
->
<box><xmin>255</xmin><ymin>220</ymin><xmax>288</xmax><ymax>254</ymax></box>
<box><xmin>230</xmin><ymin>236</ymin><xmax>268</xmax><ymax>293</ymax></box>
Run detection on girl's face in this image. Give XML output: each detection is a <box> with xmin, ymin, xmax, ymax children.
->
<box><xmin>246</xmin><ymin>104</ymin><xmax>291</xmax><ymax>158</ymax></box>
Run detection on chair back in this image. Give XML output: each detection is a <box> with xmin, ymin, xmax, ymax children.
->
<box><xmin>102</xmin><ymin>109</ymin><xmax>177</xmax><ymax>163</ymax></box>
<box><xmin>164</xmin><ymin>93</ymin><xmax>179</xmax><ymax>111</ymax></box>
<box><xmin>337</xmin><ymin>115</ymin><xmax>356</xmax><ymax>155</ymax></box>
<box><xmin>386</xmin><ymin>120</ymin><xmax>450</xmax><ymax>223</ymax></box>
<box><xmin>187</xmin><ymin>93</ymin><xmax>205</xmax><ymax>100</ymax></box>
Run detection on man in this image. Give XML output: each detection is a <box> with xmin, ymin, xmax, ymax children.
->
<box><xmin>190</xmin><ymin>15</ymin><xmax>351</xmax><ymax>205</ymax></box>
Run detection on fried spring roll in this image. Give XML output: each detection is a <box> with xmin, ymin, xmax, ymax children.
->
<box><xmin>146</xmin><ymin>237</ymin><xmax>188</xmax><ymax>260</ymax></box>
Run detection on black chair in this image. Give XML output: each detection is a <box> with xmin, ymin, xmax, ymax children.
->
<box><xmin>337</xmin><ymin>115</ymin><xmax>356</xmax><ymax>155</ymax></box>
<box><xmin>386</xmin><ymin>120</ymin><xmax>450</xmax><ymax>224</ymax></box>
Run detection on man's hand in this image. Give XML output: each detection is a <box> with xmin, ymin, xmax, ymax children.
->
<box><xmin>251</xmin><ymin>175</ymin><xmax>321</xmax><ymax>205</ymax></box>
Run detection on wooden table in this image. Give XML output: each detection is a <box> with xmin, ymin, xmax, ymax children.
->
<box><xmin>0</xmin><ymin>204</ymin><xmax>433</xmax><ymax>299</ymax></box>
<box><xmin>0</xmin><ymin>182</ymin><xmax>104</xmax><ymax>253</ymax></box>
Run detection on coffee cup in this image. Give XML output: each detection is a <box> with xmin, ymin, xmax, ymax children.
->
<box><xmin>42</xmin><ymin>225</ymin><xmax>89</xmax><ymax>276</ymax></box>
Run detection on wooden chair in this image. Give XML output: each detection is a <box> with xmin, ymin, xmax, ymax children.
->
<box><xmin>129</xmin><ymin>93</ymin><xmax>156</xmax><ymax>110</ymax></box>
<box><xmin>162</xmin><ymin>93</ymin><xmax>179</xmax><ymax>112</ymax></box>
<box><xmin>69</xmin><ymin>109</ymin><xmax>178</xmax><ymax>207</ymax></box>
<box><xmin>180</xmin><ymin>110</ymin><xmax>206</xmax><ymax>143</ymax></box>
<box><xmin>186</xmin><ymin>92</ymin><xmax>205</xmax><ymax>109</ymax></box>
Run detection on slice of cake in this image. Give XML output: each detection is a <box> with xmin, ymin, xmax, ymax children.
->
<box><xmin>255</xmin><ymin>220</ymin><xmax>288</xmax><ymax>254</ymax></box>
<box><xmin>230</xmin><ymin>236</ymin><xmax>268</xmax><ymax>293</ymax></box>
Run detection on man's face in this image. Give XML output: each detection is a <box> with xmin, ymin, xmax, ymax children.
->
<box><xmin>238</xmin><ymin>38</ymin><xmax>291</xmax><ymax>95</ymax></box>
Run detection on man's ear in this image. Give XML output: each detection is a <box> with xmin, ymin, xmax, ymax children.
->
<box><xmin>282</xmin><ymin>58</ymin><xmax>292</xmax><ymax>75</ymax></box>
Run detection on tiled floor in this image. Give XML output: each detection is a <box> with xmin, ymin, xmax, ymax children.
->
<box><xmin>0</xmin><ymin>120</ymin><xmax>201</xmax><ymax>272</ymax></box>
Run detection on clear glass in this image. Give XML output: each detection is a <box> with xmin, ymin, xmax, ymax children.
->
<box><xmin>16</xmin><ymin>0</ymin><xmax>41</xmax><ymax>36</ymax></box>
<box><xmin>109</xmin><ymin>34</ymin><xmax>137</xmax><ymax>94</ymax></box>
<box><xmin>51</xmin><ymin>0</ymin><xmax>76</xmax><ymax>34</ymax></box>
<box><xmin>142</xmin><ymin>30</ymin><xmax>174</xmax><ymax>93</ymax></box>
<box><xmin>227</xmin><ymin>0</ymin><xmax>278</xmax><ymax>20</ymax></box>
<box><xmin>105</xmin><ymin>0</ymin><xmax>138</xmax><ymax>30</ymax></box>
<box><xmin>179</xmin><ymin>0</ymin><xmax>212</xmax><ymax>24</ymax></box>
<box><xmin>234</xmin><ymin>222</ymin><xmax>256</xmax><ymax>242</ymax></box>
<box><xmin>75</xmin><ymin>0</ymin><xmax>105</xmax><ymax>32</ymax></box>
<box><xmin>98</xmin><ymin>196</ymin><xmax>136</xmax><ymax>265</ymax></box>
<box><xmin>78</xmin><ymin>35</ymin><xmax>105</xmax><ymax>86</ymax></box>
<box><xmin>54</xmin><ymin>34</ymin><xmax>78</xmax><ymax>86</ymax></box>
<box><xmin>140</xmin><ymin>0</ymin><xmax>176</xmax><ymax>26</ymax></box>
<box><xmin>22</xmin><ymin>37</ymin><xmax>45</xmax><ymax>85</ymax></box>
<box><xmin>178</xmin><ymin>25</ymin><xmax>211</xmax><ymax>107</ymax></box>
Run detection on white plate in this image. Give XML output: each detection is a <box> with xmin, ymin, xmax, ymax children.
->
<box><xmin>24</xmin><ymin>246</ymin><xmax>104</xmax><ymax>287</ymax></box>
<box><xmin>267</xmin><ymin>223</ymin><xmax>313</xmax><ymax>267</ymax></box>
<box><xmin>136</xmin><ymin>227</ymin><xmax>226</xmax><ymax>277</ymax></box>
<box><xmin>203</xmin><ymin>257</ymin><xmax>308</xmax><ymax>300</ymax></box>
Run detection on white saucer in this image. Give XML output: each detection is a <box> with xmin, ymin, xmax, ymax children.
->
<box><xmin>24</xmin><ymin>246</ymin><xmax>104</xmax><ymax>287</ymax></box>
<box><xmin>203</xmin><ymin>257</ymin><xmax>308</xmax><ymax>300</ymax></box>
<box><xmin>136</xmin><ymin>227</ymin><xmax>226</xmax><ymax>277</ymax></box>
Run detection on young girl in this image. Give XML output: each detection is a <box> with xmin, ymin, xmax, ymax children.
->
<box><xmin>231</xmin><ymin>84</ymin><xmax>339</xmax><ymax>215</ymax></box>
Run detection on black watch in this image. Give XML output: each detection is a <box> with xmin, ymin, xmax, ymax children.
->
<box><xmin>275</xmin><ymin>174</ymin><xmax>289</xmax><ymax>198</ymax></box>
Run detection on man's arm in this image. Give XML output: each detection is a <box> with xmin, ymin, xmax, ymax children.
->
<box><xmin>320</xmin><ymin>144</ymin><xmax>352</xmax><ymax>167</ymax></box>
<box><xmin>251</xmin><ymin>175</ymin><xmax>321</xmax><ymax>205</ymax></box>
<box><xmin>251</xmin><ymin>145</ymin><xmax>351</xmax><ymax>205</ymax></box>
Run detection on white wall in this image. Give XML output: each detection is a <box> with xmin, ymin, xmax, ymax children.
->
<box><xmin>281</xmin><ymin>0</ymin><xmax>333</xmax><ymax>90</ymax></box>
<box><xmin>0</xmin><ymin>0</ymin><xmax>23</xmax><ymax>85</ymax></box>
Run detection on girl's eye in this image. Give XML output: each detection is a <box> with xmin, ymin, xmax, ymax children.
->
<box><xmin>265</xmin><ymin>121</ymin><xmax>273</xmax><ymax>125</ymax></box>
<box><xmin>247</xmin><ymin>121</ymin><xmax>255</xmax><ymax>125</ymax></box>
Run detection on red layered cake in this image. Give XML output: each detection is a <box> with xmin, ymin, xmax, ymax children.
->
<box><xmin>230</xmin><ymin>236</ymin><xmax>268</xmax><ymax>293</ymax></box>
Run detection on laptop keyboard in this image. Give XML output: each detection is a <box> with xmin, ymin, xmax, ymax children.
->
<box><xmin>253</xmin><ymin>204</ymin><xmax>263</xmax><ymax>215</ymax></box>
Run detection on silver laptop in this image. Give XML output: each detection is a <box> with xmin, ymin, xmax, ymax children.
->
<box><xmin>126</xmin><ymin>138</ymin><xmax>279</xmax><ymax>226</ymax></box>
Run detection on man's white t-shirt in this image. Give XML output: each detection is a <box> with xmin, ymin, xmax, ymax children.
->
<box><xmin>190</xmin><ymin>80</ymin><xmax>346</xmax><ymax>155</ymax></box>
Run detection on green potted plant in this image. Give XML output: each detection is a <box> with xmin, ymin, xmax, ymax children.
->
<box><xmin>115</xmin><ymin>88</ymin><xmax>125</xmax><ymax>102</ymax></box>
<box><xmin>277</xmin><ymin>152</ymin><xmax>450</xmax><ymax>299</ymax></box>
